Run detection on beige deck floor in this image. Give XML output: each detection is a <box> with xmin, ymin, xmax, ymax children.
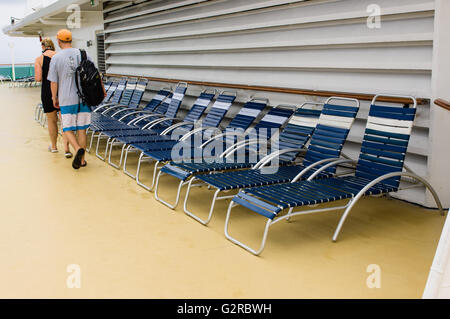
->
<box><xmin>0</xmin><ymin>84</ymin><xmax>446</xmax><ymax>299</ymax></box>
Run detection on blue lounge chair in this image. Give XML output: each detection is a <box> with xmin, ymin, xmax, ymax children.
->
<box><xmin>178</xmin><ymin>97</ymin><xmax>359</xmax><ymax>225</ymax></box>
<box><xmin>86</xmin><ymin>86</ymin><xmax>172</xmax><ymax>153</ymax></box>
<box><xmin>99</xmin><ymin>77</ymin><xmax>127</xmax><ymax>108</ymax></box>
<box><xmin>154</xmin><ymin>102</ymin><xmax>315</xmax><ymax>209</ymax></box>
<box><xmin>105</xmin><ymin>89</ymin><xmax>217</xmax><ymax>168</ymax></box>
<box><xmin>225</xmin><ymin>94</ymin><xmax>445</xmax><ymax>255</ymax></box>
<box><xmin>95</xmin><ymin>83</ymin><xmax>188</xmax><ymax>160</ymax></box>
<box><xmin>96</xmin><ymin>78</ymin><xmax>148</xmax><ymax>115</ymax></box>
<box><xmin>134</xmin><ymin>97</ymin><xmax>269</xmax><ymax>191</ymax></box>
<box><xmin>101</xmin><ymin>78</ymin><xmax>119</xmax><ymax>103</ymax></box>
<box><xmin>121</xmin><ymin>91</ymin><xmax>237</xmax><ymax>179</ymax></box>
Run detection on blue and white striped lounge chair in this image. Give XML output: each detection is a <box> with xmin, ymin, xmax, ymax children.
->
<box><xmin>103</xmin><ymin>80</ymin><xmax>113</xmax><ymax>92</ymax></box>
<box><xmin>108</xmin><ymin>87</ymin><xmax>173</xmax><ymax>124</ymax></box>
<box><xmin>100</xmin><ymin>77</ymin><xmax>127</xmax><ymax>107</ymax></box>
<box><xmin>95</xmin><ymin>78</ymin><xmax>148</xmax><ymax>116</ymax></box>
<box><xmin>154</xmin><ymin>102</ymin><xmax>310</xmax><ymax>209</ymax></box>
<box><xmin>102</xmin><ymin>78</ymin><xmax>119</xmax><ymax>103</ymax></box>
<box><xmin>91</xmin><ymin>78</ymin><xmax>138</xmax><ymax>122</ymax></box>
<box><xmin>178</xmin><ymin>97</ymin><xmax>359</xmax><ymax>225</ymax></box>
<box><xmin>86</xmin><ymin>87</ymin><xmax>172</xmax><ymax>153</ymax></box>
<box><xmin>225</xmin><ymin>94</ymin><xmax>445</xmax><ymax>256</ymax></box>
<box><xmin>134</xmin><ymin>97</ymin><xmax>269</xmax><ymax>191</ymax></box>
<box><xmin>105</xmin><ymin>89</ymin><xmax>217</xmax><ymax>168</ymax></box>
<box><xmin>121</xmin><ymin>91</ymin><xmax>237</xmax><ymax>179</ymax></box>
<box><xmin>95</xmin><ymin>83</ymin><xmax>188</xmax><ymax>160</ymax></box>
<box><xmin>87</xmin><ymin>87</ymin><xmax>173</xmax><ymax>152</ymax></box>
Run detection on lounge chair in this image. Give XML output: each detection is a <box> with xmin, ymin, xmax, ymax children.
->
<box><xmin>225</xmin><ymin>94</ymin><xmax>445</xmax><ymax>255</ymax></box>
<box><xmin>178</xmin><ymin>97</ymin><xmax>359</xmax><ymax>224</ymax></box>
<box><xmin>105</xmin><ymin>89</ymin><xmax>217</xmax><ymax>168</ymax></box>
<box><xmin>121</xmin><ymin>91</ymin><xmax>237</xmax><ymax>179</ymax></box>
<box><xmin>133</xmin><ymin>97</ymin><xmax>269</xmax><ymax>191</ymax></box>
<box><xmin>94</xmin><ymin>82</ymin><xmax>188</xmax><ymax>160</ymax></box>
<box><xmin>155</xmin><ymin>102</ymin><xmax>314</xmax><ymax>209</ymax></box>
<box><xmin>86</xmin><ymin>86</ymin><xmax>173</xmax><ymax>152</ymax></box>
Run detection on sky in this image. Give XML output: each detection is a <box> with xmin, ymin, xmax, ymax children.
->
<box><xmin>0</xmin><ymin>0</ymin><xmax>42</xmax><ymax>64</ymax></box>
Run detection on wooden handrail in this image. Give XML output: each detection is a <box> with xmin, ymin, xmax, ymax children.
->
<box><xmin>435</xmin><ymin>98</ymin><xmax>450</xmax><ymax>111</ymax></box>
<box><xmin>105</xmin><ymin>73</ymin><xmax>427</xmax><ymax>105</ymax></box>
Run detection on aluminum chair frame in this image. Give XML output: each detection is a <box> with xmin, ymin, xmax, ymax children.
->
<box><xmin>224</xmin><ymin>94</ymin><xmax>446</xmax><ymax>256</ymax></box>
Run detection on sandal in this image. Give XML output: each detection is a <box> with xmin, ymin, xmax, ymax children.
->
<box><xmin>72</xmin><ymin>148</ymin><xmax>85</xmax><ymax>170</ymax></box>
<box><xmin>81</xmin><ymin>161</ymin><xmax>87</xmax><ymax>167</ymax></box>
<box><xmin>65</xmin><ymin>152</ymin><xmax>73</xmax><ymax>159</ymax></box>
<box><xmin>48</xmin><ymin>146</ymin><xmax>58</xmax><ymax>153</ymax></box>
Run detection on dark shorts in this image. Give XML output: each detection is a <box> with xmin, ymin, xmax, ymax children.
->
<box><xmin>42</xmin><ymin>102</ymin><xmax>58</xmax><ymax>113</ymax></box>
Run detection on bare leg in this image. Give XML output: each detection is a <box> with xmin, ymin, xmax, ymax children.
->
<box><xmin>62</xmin><ymin>132</ymin><xmax>70</xmax><ymax>153</ymax></box>
<box><xmin>58</xmin><ymin>112</ymin><xmax>70</xmax><ymax>153</ymax></box>
<box><xmin>77</xmin><ymin>129</ymin><xmax>87</xmax><ymax>164</ymax></box>
<box><xmin>64</xmin><ymin>130</ymin><xmax>81</xmax><ymax>152</ymax></box>
<box><xmin>46</xmin><ymin>111</ymin><xmax>58</xmax><ymax>150</ymax></box>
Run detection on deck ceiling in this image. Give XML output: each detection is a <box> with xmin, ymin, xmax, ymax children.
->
<box><xmin>2</xmin><ymin>0</ymin><xmax>105</xmax><ymax>37</ymax></box>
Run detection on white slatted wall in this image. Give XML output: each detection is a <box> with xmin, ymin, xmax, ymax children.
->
<box><xmin>103</xmin><ymin>0</ymin><xmax>436</xmax><ymax>205</ymax></box>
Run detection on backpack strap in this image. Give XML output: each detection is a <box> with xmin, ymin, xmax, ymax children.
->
<box><xmin>75</xmin><ymin>49</ymin><xmax>86</xmax><ymax>110</ymax></box>
<box><xmin>80</xmin><ymin>49</ymin><xmax>87</xmax><ymax>62</ymax></box>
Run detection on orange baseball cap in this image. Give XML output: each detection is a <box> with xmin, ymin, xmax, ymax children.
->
<box><xmin>57</xmin><ymin>29</ymin><xmax>72</xmax><ymax>42</ymax></box>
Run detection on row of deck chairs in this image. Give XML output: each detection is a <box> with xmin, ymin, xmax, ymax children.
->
<box><xmin>10</xmin><ymin>76</ymin><xmax>40</xmax><ymax>88</ymax></box>
<box><xmin>87</xmin><ymin>77</ymin><xmax>446</xmax><ymax>256</ymax></box>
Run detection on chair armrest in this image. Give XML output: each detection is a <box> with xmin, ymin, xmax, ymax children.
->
<box><xmin>253</xmin><ymin>148</ymin><xmax>307</xmax><ymax>169</ymax></box>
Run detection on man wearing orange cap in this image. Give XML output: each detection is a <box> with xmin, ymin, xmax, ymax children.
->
<box><xmin>48</xmin><ymin>29</ymin><xmax>105</xmax><ymax>169</ymax></box>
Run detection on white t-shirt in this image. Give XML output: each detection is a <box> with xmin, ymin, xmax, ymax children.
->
<box><xmin>47</xmin><ymin>48</ymin><xmax>93</xmax><ymax>107</ymax></box>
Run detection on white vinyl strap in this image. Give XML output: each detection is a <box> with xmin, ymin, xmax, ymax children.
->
<box><xmin>289</xmin><ymin>115</ymin><xmax>320</xmax><ymax>128</ymax></box>
<box><xmin>260</xmin><ymin>114</ymin><xmax>288</xmax><ymax>125</ymax></box>
<box><xmin>153</xmin><ymin>94</ymin><xmax>166</xmax><ymax>101</ymax></box>
<box><xmin>172</xmin><ymin>92</ymin><xmax>184</xmax><ymax>101</ymax></box>
<box><xmin>213</xmin><ymin>101</ymin><xmax>232</xmax><ymax>110</ymax></box>
<box><xmin>136</xmin><ymin>84</ymin><xmax>146</xmax><ymax>91</ymax></box>
<box><xmin>366</xmin><ymin>116</ymin><xmax>413</xmax><ymax>135</ymax></box>
<box><xmin>196</xmin><ymin>98</ymin><xmax>211</xmax><ymax>107</ymax></box>
<box><xmin>318</xmin><ymin>114</ymin><xmax>355</xmax><ymax>129</ymax></box>
<box><xmin>238</xmin><ymin>108</ymin><xmax>261</xmax><ymax>117</ymax></box>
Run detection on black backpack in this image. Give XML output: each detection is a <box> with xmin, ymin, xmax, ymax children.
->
<box><xmin>75</xmin><ymin>49</ymin><xmax>104</xmax><ymax>108</ymax></box>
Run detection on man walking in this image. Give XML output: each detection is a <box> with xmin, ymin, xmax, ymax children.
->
<box><xmin>47</xmin><ymin>29</ymin><xmax>105</xmax><ymax>169</ymax></box>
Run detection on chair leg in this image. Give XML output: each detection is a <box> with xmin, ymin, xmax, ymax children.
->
<box><xmin>183</xmin><ymin>178</ymin><xmax>220</xmax><ymax>225</ymax></box>
<box><xmin>107</xmin><ymin>139</ymin><xmax>124</xmax><ymax>169</ymax></box>
<box><xmin>87</xmin><ymin>130</ymin><xmax>98</xmax><ymax>153</ymax></box>
<box><xmin>95</xmin><ymin>133</ymin><xmax>107</xmax><ymax>160</ymax></box>
<box><xmin>136</xmin><ymin>152</ymin><xmax>154</xmax><ymax>191</ymax></box>
<box><xmin>123</xmin><ymin>145</ymin><xmax>138</xmax><ymax>178</ymax></box>
<box><xmin>224</xmin><ymin>201</ymin><xmax>272</xmax><ymax>256</ymax></box>
<box><xmin>154</xmin><ymin>171</ymin><xmax>186</xmax><ymax>209</ymax></box>
<box><xmin>285</xmin><ymin>207</ymin><xmax>294</xmax><ymax>222</ymax></box>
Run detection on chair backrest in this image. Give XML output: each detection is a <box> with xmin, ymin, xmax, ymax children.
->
<box><xmin>154</xmin><ymin>90</ymin><xmax>216</xmax><ymax>132</ymax></box>
<box><xmin>251</xmin><ymin>105</ymin><xmax>295</xmax><ymax>138</ymax></box>
<box><xmin>110</xmin><ymin>78</ymin><xmax>127</xmax><ymax>104</ymax></box>
<box><xmin>129</xmin><ymin>78</ymin><xmax>148</xmax><ymax>108</ymax></box>
<box><xmin>276</xmin><ymin>103</ymin><xmax>323</xmax><ymax>162</ymax></box>
<box><xmin>163</xmin><ymin>82</ymin><xmax>188</xmax><ymax>123</ymax></box>
<box><xmin>104</xmin><ymin>79</ymin><xmax>119</xmax><ymax>102</ymax></box>
<box><xmin>119</xmin><ymin>78</ymin><xmax>138</xmax><ymax>106</ymax></box>
<box><xmin>103</xmin><ymin>80</ymin><xmax>112</xmax><ymax>92</ymax></box>
<box><xmin>355</xmin><ymin>95</ymin><xmax>417</xmax><ymax>189</ymax></box>
<box><xmin>143</xmin><ymin>88</ymin><xmax>173</xmax><ymax>112</ymax></box>
<box><xmin>302</xmin><ymin>97</ymin><xmax>360</xmax><ymax>171</ymax></box>
<box><xmin>241</xmin><ymin>105</ymin><xmax>296</xmax><ymax>158</ymax></box>
<box><xmin>201</xmin><ymin>91</ymin><xmax>237</xmax><ymax>128</ymax></box>
<box><xmin>182</xmin><ymin>90</ymin><xmax>216</xmax><ymax>124</ymax></box>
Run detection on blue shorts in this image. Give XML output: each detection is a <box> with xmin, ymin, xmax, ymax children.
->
<box><xmin>60</xmin><ymin>103</ymin><xmax>91</xmax><ymax>132</ymax></box>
